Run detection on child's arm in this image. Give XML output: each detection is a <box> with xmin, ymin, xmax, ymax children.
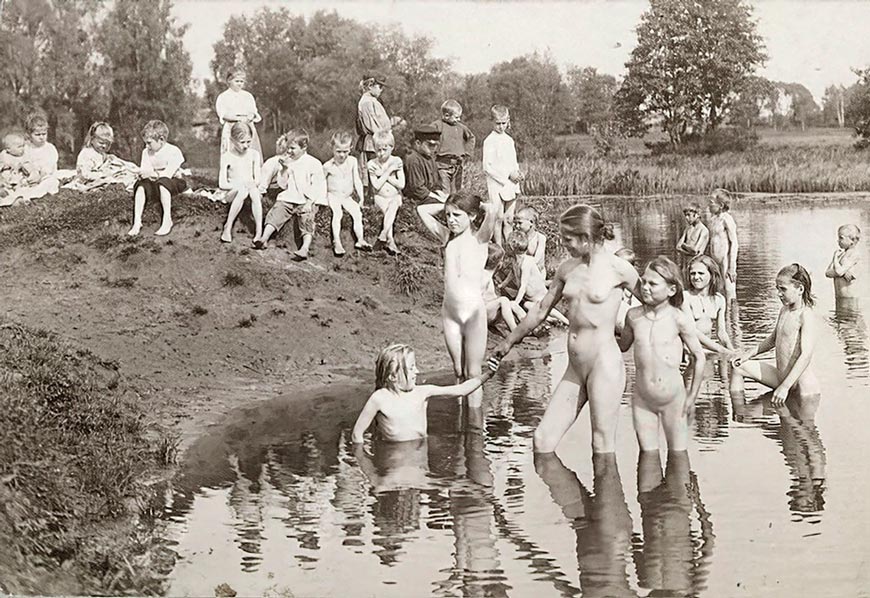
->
<box><xmin>731</xmin><ymin>328</ymin><xmax>777</xmax><ymax>367</ymax></box>
<box><xmin>351</xmin><ymin>393</ymin><xmax>382</xmax><ymax>444</ymax></box>
<box><xmin>677</xmin><ymin>309</ymin><xmax>707</xmax><ymax>416</ymax></box>
<box><xmin>419</xmin><ymin>369</ymin><xmax>495</xmax><ymax>400</ymax></box>
<box><xmin>351</xmin><ymin>158</ymin><xmax>365</xmax><ymax>204</ymax></box>
<box><xmin>475</xmin><ymin>198</ymin><xmax>499</xmax><ymax>243</ymax></box>
<box><xmin>617</xmin><ymin>307</ymin><xmax>636</xmax><ymax>352</ymax></box>
<box><xmin>415</xmin><ymin>203</ymin><xmax>450</xmax><ymax>244</ymax></box>
<box><xmin>772</xmin><ymin>310</ymin><xmax>818</xmax><ymax>404</ymax></box>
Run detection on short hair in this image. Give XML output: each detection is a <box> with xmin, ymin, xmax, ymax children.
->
<box><xmin>645</xmin><ymin>256</ymin><xmax>684</xmax><ymax>308</ymax></box>
<box><xmin>226</xmin><ymin>66</ymin><xmax>246</xmax><ymax>82</ymax></box>
<box><xmin>141</xmin><ymin>120</ymin><xmax>169</xmax><ymax>141</ymax></box>
<box><xmin>711</xmin><ymin>188</ymin><xmax>732</xmax><ymax>211</ymax></box>
<box><xmin>507</xmin><ymin>230</ymin><xmax>530</xmax><ymax>254</ymax></box>
<box><xmin>372</xmin><ymin>129</ymin><xmax>395</xmax><ymax>149</ymax></box>
<box><xmin>25</xmin><ymin>111</ymin><xmax>48</xmax><ymax>134</ymax></box>
<box><xmin>331</xmin><ymin>131</ymin><xmax>354</xmax><ymax>148</ymax></box>
<box><xmin>491</xmin><ymin>104</ymin><xmax>510</xmax><ymax>120</ymax></box>
<box><xmin>85</xmin><ymin>122</ymin><xmax>113</xmax><ymax>148</ymax></box>
<box><xmin>777</xmin><ymin>263</ymin><xmax>815</xmax><ymax>307</ymax></box>
<box><xmin>3</xmin><ymin>132</ymin><xmax>25</xmax><ymax>149</ymax></box>
<box><xmin>375</xmin><ymin>343</ymin><xmax>414</xmax><ymax>391</ymax></box>
<box><xmin>838</xmin><ymin>224</ymin><xmax>861</xmax><ymax>240</ymax></box>
<box><xmin>284</xmin><ymin>128</ymin><xmax>309</xmax><ymax>150</ymax></box>
<box><xmin>615</xmin><ymin>247</ymin><xmax>637</xmax><ymax>267</ymax></box>
<box><xmin>516</xmin><ymin>206</ymin><xmax>539</xmax><ymax>226</ymax></box>
<box><xmin>441</xmin><ymin>99</ymin><xmax>462</xmax><ymax>116</ymax></box>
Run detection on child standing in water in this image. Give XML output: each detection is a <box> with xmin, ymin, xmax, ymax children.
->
<box><xmin>731</xmin><ymin>264</ymin><xmax>820</xmax><ymax>405</ymax></box>
<box><xmin>367</xmin><ymin>129</ymin><xmax>405</xmax><ymax>255</ymax></box>
<box><xmin>683</xmin><ymin>255</ymin><xmax>734</xmax><ymax>355</ymax></box>
<box><xmin>218</xmin><ymin>122</ymin><xmax>262</xmax><ymax>244</ymax></box>
<box><xmin>482</xmin><ymin>104</ymin><xmax>522</xmax><ymax>245</ymax></box>
<box><xmin>825</xmin><ymin>224</ymin><xmax>861</xmax><ymax>299</ymax></box>
<box><xmin>513</xmin><ymin>206</ymin><xmax>547</xmax><ymax>276</ymax></box>
<box><xmin>676</xmin><ymin>203</ymin><xmax>709</xmax><ymax>268</ymax></box>
<box><xmin>618</xmin><ymin>257</ymin><xmax>706</xmax><ymax>451</ymax></box>
<box><xmin>322</xmin><ymin>131</ymin><xmax>372</xmax><ymax>256</ymax></box>
<box><xmin>351</xmin><ymin>344</ymin><xmax>495</xmax><ymax>443</ymax></box>
<box><xmin>417</xmin><ymin>192</ymin><xmax>498</xmax><ymax>409</ymax></box>
<box><xmin>707</xmin><ymin>189</ymin><xmax>739</xmax><ymax>300</ymax></box>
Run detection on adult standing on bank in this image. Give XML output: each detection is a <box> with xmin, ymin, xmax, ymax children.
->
<box><xmin>356</xmin><ymin>74</ymin><xmax>391</xmax><ymax>199</ymax></box>
<box><xmin>215</xmin><ymin>67</ymin><xmax>262</xmax><ymax>175</ymax></box>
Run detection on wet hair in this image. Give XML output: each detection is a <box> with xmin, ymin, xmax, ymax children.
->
<box><xmin>331</xmin><ymin>130</ymin><xmax>354</xmax><ymax>148</ymax></box>
<box><xmin>85</xmin><ymin>122</ymin><xmax>113</xmax><ymax>149</ymax></box>
<box><xmin>506</xmin><ymin>230</ymin><xmax>530</xmax><ymax>254</ymax></box>
<box><xmin>25</xmin><ymin>110</ymin><xmax>48</xmax><ymax>134</ymax></box>
<box><xmin>645</xmin><ymin>256</ymin><xmax>684</xmax><ymax>307</ymax></box>
<box><xmin>559</xmin><ymin>204</ymin><xmax>615</xmax><ymax>244</ymax></box>
<box><xmin>838</xmin><ymin>223</ymin><xmax>861</xmax><ymax>240</ymax></box>
<box><xmin>485</xmin><ymin>242</ymin><xmax>505</xmax><ymax>271</ymax></box>
<box><xmin>515</xmin><ymin>206</ymin><xmax>539</xmax><ymax>227</ymax></box>
<box><xmin>141</xmin><ymin>120</ymin><xmax>169</xmax><ymax>141</ymax></box>
<box><xmin>777</xmin><ymin>263</ymin><xmax>815</xmax><ymax>307</ymax></box>
<box><xmin>710</xmin><ymin>188</ymin><xmax>732</xmax><ymax>211</ymax></box>
<box><xmin>441</xmin><ymin>99</ymin><xmax>462</xmax><ymax>116</ymax></box>
<box><xmin>375</xmin><ymin>343</ymin><xmax>414</xmax><ymax>391</ymax></box>
<box><xmin>445</xmin><ymin>191</ymin><xmax>484</xmax><ymax>228</ymax></box>
<box><xmin>226</xmin><ymin>66</ymin><xmax>246</xmax><ymax>83</ymax></box>
<box><xmin>615</xmin><ymin>247</ymin><xmax>637</xmax><ymax>267</ymax></box>
<box><xmin>490</xmin><ymin>104</ymin><xmax>510</xmax><ymax>120</ymax></box>
<box><xmin>372</xmin><ymin>129</ymin><xmax>395</xmax><ymax>149</ymax></box>
<box><xmin>687</xmin><ymin>255</ymin><xmax>724</xmax><ymax>297</ymax></box>
<box><xmin>285</xmin><ymin>128</ymin><xmax>309</xmax><ymax>150</ymax></box>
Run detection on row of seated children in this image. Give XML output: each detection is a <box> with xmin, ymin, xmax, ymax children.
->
<box><xmin>0</xmin><ymin>112</ymin><xmax>65</xmax><ymax>206</ymax></box>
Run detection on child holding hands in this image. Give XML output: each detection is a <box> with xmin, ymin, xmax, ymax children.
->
<box><xmin>323</xmin><ymin>131</ymin><xmax>372</xmax><ymax>256</ymax></box>
<box><xmin>825</xmin><ymin>224</ymin><xmax>861</xmax><ymax>299</ymax></box>
<box><xmin>219</xmin><ymin>122</ymin><xmax>262</xmax><ymax>244</ymax></box>
<box><xmin>129</xmin><ymin>120</ymin><xmax>187</xmax><ymax>237</ymax></box>
<box><xmin>482</xmin><ymin>104</ymin><xmax>523</xmax><ymax>245</ymax></box>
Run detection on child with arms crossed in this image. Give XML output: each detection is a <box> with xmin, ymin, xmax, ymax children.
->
<box><xmin>129</xmin><ymin>120</ymin><xmax>187</xmax><ymax>237</ymax></box>
<box><xmin>618</xmin><ymin>257</ymin><xmax>706</xmax><ymax>451</ymax></box>
<box><xmin>323</xmin><ymin>131</ymin><xmax>372</xmax><ymax>256</ymax></box>
<box><xmin>825</xmin><ymin>224</ymin><xmax>861</xmax><ymax>300</ymax></box>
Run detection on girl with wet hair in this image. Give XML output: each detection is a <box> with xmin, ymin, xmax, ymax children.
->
<box><xmin>490</xmin><ymin>204</ymin><xmax>640</xmax><ymax>454</ymax></box>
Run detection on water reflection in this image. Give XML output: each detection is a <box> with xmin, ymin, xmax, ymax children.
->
<box><xmin>829</xmin><ymin>298</ymin><xmax>870</xmax><ymax>381</ymax></box>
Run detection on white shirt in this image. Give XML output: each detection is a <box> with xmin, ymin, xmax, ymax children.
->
<box><xmin>275</xmin><ymin>153</ymin><xmax>327</xmax><ymax>206</ymax></box>
<box><xmin>139</xmin><ymin>143</ymin><xmax>185</xmax><ymax>179</ymax></box>
<box><xmin>483</xmin><ymin>131</ymin><xmax>520</xmax><ymax>202</ymax></box>
<box><xmin>215</xmin><ymin>89</ymin><xmax>261</xmax><ymax>124</ymax></box>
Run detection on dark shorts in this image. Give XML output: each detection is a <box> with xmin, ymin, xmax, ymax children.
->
<box><xmin>133</xmin><ymin>177</ymin><xmax>188</xmax><ymax>203</ymax></box>
<box><xmin>265</xmin><ymin>201</ymin><xmax>315</xmax><ymax>236</ymax></box>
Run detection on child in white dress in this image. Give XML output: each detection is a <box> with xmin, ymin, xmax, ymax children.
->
<box><xmin>215</xmin><ymin>67</ymin><xmax>262</xmax><ymax>175</ymax></box>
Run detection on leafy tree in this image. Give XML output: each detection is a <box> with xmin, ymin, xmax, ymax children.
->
<box><xmin>617</xmin><ymin>0</ymin><xmax>766</xmax><ymax>146</ymax></box>
<box><xmin>729</xmin><ymin>76</ymin><xmax>776</xmax><ymax>129</ymax></box>
<box><xmin>778</xmin><ymin>82</ymin><xmax>819</xmax><ymax>130</ymax></box>
<box><xmin>99</xmin><ymin>0</ymin><xmax>193</xmax><ymax>157</ymax></box>
<box><xmin>566</xmin><ymin>66</ymin><xmax>617</xmax><ymax>133</ymax></box>
<box><xmin>822</xmin><ymin>84</ymin><xmax>847</xmax><ymax>128</ymax></box>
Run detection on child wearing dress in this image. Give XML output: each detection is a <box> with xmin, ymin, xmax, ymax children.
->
<box><xmin>128</xmin><ymin>120</ymin><xmax>187</xmax><ymax>237</ymax></box>
<box><xmin>513</xmin><ymin>206</ymin><xmax>547</xmax><ymax>276</ymax></box>
<box><xmin>505</xmin><ymin>231</ymin><xmax>569</xmax><ymax>326</ymax></box>
<box><xmin>825</xmin><ymin>224</ymin><xmax>861</xmax><ymax>300</ymax></box>
<box><xmin>65</xmin><ymin>122</ymin><xmax>138</xmax><ymax>192</ymax></box>
<box><xmin>482</xmin><ymin>104</ymin><xmax>523</xmax><ymax>245</ymax></box>
<box><xmin>215</xmin><ymin>67</ymin><xmax>262</xmax><ymax>172</ymax></box>
<box><xmin>707</xmin><ymin>189</ymin><xmax>739</xmax><ymax>300</ymax></box>
<box><xmin>683</xmin><ymin>255</ymin><xmax>734</xmax><ymax>355</ymax></box>
<box><xmin>255</xmin><ymin>129</ymin><xmax>326</xmax><ymax>260</ymax></box>
<box><xmin>731</xmin><ymin>263</ymin><xmax>820</xmax><ymax>405</ymax></box>
<box><xmin>351</xmin><ymin>343</ymin><xmax>495</xmax><ymax>444</ymax></box>
<box><xmin>322</xmin><ymin>131</ymin><xmax>372</xmax><ymax>256</ymax></box>
<box><xmin>675</xmin><ymin>203</ymin><xmax>709</xmax><ymax>268</ymax></box>
<box><xmin>618</xmin><ymin>256</ymin><xmax>706</xmax><ymax>452</ymax></box>
<box><xmin>23</xmin><ymin>111</ymin><xmax>60</xmax><ymax>197</ymax></box>
<box><xmin>0</xmin><ymin>133</ymin><xmax>36</xmax><ymax>206</ymax></box>
<box><xmin>430</xmin><ymin>99</ymin><xmax>475</xmax><ymax>194</ymax></box>
<box><xmin>417</xmin><ymin>192</ymin><xmax>498</xmax><ymax>410</ymax></box>
<box><xmin>367</xmin><ymin>130</ymin><xmax>405</xmax><ymax>255</ymax></box>
<box><xmin>219</xmin><ymin>122</ymin><xmax>262</xmax><ymax>244</ymax></box>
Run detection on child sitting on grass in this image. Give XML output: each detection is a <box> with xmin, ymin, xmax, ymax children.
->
<box><xmin>825</xmin><ymin>224</ymin><xmax>861</xmax><ymax>300</ymax></box>
<box><xmin>254</xmin><ymin>129</ymin><xmax>326</xmax><ymax>260</ymax></box>
<box><xmin>505</xmin><ymin>231</ymin><xmax>569</xmax><ymax>326</ymax></box>
<box><xmin>23</xmin><ymin>111</ymin><xmax>60</xmax><ymax>198</ymax></box>
<box><xmin>323</xmin><ymin>131</ymin><xmax>372</xmax><ymax>256</ymax></box>
<box><xmin>351</xmin><ymin>344</ymin><xmax>495</xmax><ymax>443</ymax></box>
<box><xmin>513</xmin><ymin>205</ymin><xmax>547</xmax><ymax>276</ymax></box>
<box><xmin>128</xmin><ymin>120</ymin><xmax>187</xmax><ymax>237</ymax></box>
<box><xmin>65</xmin><ymin>122</ymin><xmax>138</xmax><ymax>192</ymax></box>
<box><xmin>367</xmin><ymin>129</ymin><xmax>404</xmax><ymax>255</ymax></box>
<box><xmin>219</xmin><ymin>122</ymin><xmax>263</xmax><ymax>244</ymax></box>
<box><xmin>0</xmin><ymin>132</ymin><xmax>37</xmax><ymax>206</ymax></box>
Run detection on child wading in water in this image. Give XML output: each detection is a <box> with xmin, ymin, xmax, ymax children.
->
<box><xmin>129</xmin><ymin>120</ymin><xmax>187</xmax><ymax>237</ymax></box>
<box><xmin>618</xmin><ymin>257</ymin><xmax>706</xmax><ymax>451</ymax></box>
<box><xmin>417</xmin><ymin>192</ymin><xmax>498</xmax><ymax>410</ymax></box>
<box><xmin>323</xmin><ymin>131</ymin><xmax>372</xmax><ymax>256</ymax></box>
<box><xmin>825</xmin><ymin>224</ymin><xmax>861</xmax><ymax>300</ymax></box>
<box><xmin>219</xmin><ymin>122</ymin><xmax>262</xmax><ymax>244</ymax></box>
<box><xmin>676</xmin><ymin>203</ymin><xmax>709</xmax><ymax>269</ymax></box>
<box><xmin>707</xmin><ymin>189</ymin><xmax>739</xmax><ymax>300</ymax></box>
<box><xmin>351</xmin><ymin>344</ymin><xmax>495</xmax><ymax>443</ymax></box>
<box><xmin>683</xmin><ymin>255</ymin><xmax>734</xmax><ymax>355</ymax></box>
<box><xmin>731</xmin><ymin>263</ymin><xmax>820</xmax><ymax>405</ymax></box>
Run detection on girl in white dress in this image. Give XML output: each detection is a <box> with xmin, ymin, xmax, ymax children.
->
<box><xmin>214</xmin><ymin>67</ymin><xmax>261</xmax><ymax>174</ymax></box>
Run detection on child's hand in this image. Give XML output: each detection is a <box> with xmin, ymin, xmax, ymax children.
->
<box><xmin>844</xmin><ymin>271</ymin><xmax>856</xmax><ymax>282</ymax></box>
<box><xmin>772</xmin><ymin>383</ymin><xmax>791</xmax><ymax>405</ymax></box>
<box><xmin>730</xmin><ymin>352</ymin><xmax>751</xmax><ymax>368</ymax></box>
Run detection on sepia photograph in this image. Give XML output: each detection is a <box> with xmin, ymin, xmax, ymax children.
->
<box><xmin>0</xmin><ymin>0</ymin><xmax>868</xmax><ymax>596</ymax></box>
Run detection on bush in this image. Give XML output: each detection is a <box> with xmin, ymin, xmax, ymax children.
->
<box><xmin>647</xmin><ymin>127</ymin><xmax>759</xmax><ymax>156</ymax></box>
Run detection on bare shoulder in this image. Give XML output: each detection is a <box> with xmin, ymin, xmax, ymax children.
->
<box><xmin>555</xmin><ymin>257</ymin><xmax>582</xmax><ymax>280</ymax></box>
<box><xmin>673</xmin><ymin>305</ymin><xmax>695</xmax><ymax>329</ymax></box>
<box><xmin>625</xmin><ymin>305</ymin><xmax>644</xmax><ymax>322</ymax></box>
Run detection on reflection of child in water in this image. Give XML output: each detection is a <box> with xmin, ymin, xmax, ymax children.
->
<box><xmin>351</xmin><ymin>344</ymin><xmax>495</xmax><ymax>444</ymax></box>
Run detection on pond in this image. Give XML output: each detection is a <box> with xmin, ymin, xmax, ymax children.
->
<box><xmin>160</xmin><ymin>196</ymin><xmax>870</xmax><ymax>597</ymax></box>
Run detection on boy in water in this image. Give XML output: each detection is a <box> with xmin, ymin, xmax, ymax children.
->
<box><xmin>825</xmin><ymin>224</ymin><xmax>861</xmax><ymax>299</ymax></box>
<box><xmin>430</xmin><ymin>99</ymin><xmax>475</xmax><ymax>193</ymax></box>
<box><xmin>675</xmin><ymin>203</ymin><xmax>709</xmax><ymax>268</ymax></box>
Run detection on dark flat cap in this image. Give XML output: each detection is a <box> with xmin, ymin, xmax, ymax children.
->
<box><xmin>413</xmin><ymin>123</ymin><xmax>440</xmax><ymax>141</ymax></box>
<box><xmin>365</xmin><ymin>74</ymin><xmax>387</xmax><ymax>86</ymax></box>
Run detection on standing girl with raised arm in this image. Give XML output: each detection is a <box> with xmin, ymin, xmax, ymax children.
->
<box><xmin>417</xmin><ymin>192</ymin><xmax>498</xmax><ymax>410</ymax></box>
<box><xmin>215</xmin><ymin>67</ymin><xmax>262</xmax><ymax>175</ymax></box>
<box><xmin>490</xmin><ymin>205</ymin><xmax>640</xmax><ymax>454</ymax></box>
<box><xmin>707</xmin><ymin>189</ymin><xmax>739</xmax><ymax>301</ymax></box>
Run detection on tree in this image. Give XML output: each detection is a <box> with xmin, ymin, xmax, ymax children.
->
<box><xmin>778</xmin><ymin>82</ymin><xmax>819</xmax><ymax>130</ymax></box>
<box><xmin>616</xmin><ymin>0</ymin><xmax>766</xmax><ymax>146</ymax></box>
<box><xmin>99</xmin><ymin>0</ymin><xmax>193</xmax><ymax>157</ymax></box>
<box><xmin>729</xmin><ymin>76</ymin><xmax>776</xmax><ymax>129</ymax></box>
<box><xmin>566</xmin><ymin>66</ymin><xmax>617</xmax><ymax>133</ymax></box>
<box><xmin>822</xmin><ymin>84</ymin><xmax>847</xmax><ymax>128</ymax></box>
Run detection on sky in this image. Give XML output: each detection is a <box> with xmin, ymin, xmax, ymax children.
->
<box><xmin>172</xmin><ymin>0</ymin><xmax>870</xmax><ymax>102</ymax></box>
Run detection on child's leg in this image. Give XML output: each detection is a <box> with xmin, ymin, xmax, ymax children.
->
<box><xmin>250</xmin><ymin>188</ymin><xmax>263</xmax><ymax>241</ymax></box>
<box><xmin>660</xmin><ymin>394</ymin><xmax>690</xmax><ymax>452</ymax></box>
<box><xmin>128</xmin><ymin>185</ymin><xmax>147</xmax><ymax>236</ymax></box>
<box><xmin>221</xmin><ymin>188</ymin><xmax>246</xmax><ymax>242</ymax></box>
<box><xmin>734</xmin><ymin>361</ymin><xmax>782</xmax><ymax>391</ymax></box>
<box><xmin>461</xmin><ymin>306</ymin><xmax>489</xmax><ymax>409</ymax></box>
<box><xmin>329</xmin><ymin>199</ymin><xmax>345</xmax><ymax>253</ymax></box>
<box><xmin>154</xmin><ymin>186</ymin><xmax>173</xmax><ymax>235</ymax></box>
<box><xmin>533</xmin><ymin>366</ymin><xmax>586</xmax><ymax>453</ymax></box>
<box><xmin>632</xmin><ymin>395</ymin><xmax>660</xmax><ymax>452</ymax></box>
<box><xmin>343</xmin><ymin>197</ymin><xmax>370</xmax><ymax>247</ymax></box>
<box><xmin>502</xmin><ymin>198</ymin><xmax>518</xmax><ymax>243</ymax></box>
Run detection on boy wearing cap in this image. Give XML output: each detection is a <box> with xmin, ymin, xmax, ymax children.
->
<box><xmin>430</xmin><ymin>99</ymin><xmax>475</xmax><ymax>194</ymax></box>
<box><xmin>403</xmin><ymin>124</ymin><xmax>448</xmax><ymax>204</ymax></box>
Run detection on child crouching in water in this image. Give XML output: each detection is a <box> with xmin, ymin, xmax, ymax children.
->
<box><xmin>505</xmin><ymin>231</ymin><xmax>568</xmax><ymax>326</ymax></box>
<box><xmin>351</xmin><ymin>344</ymin><xmax>495</xmax><ymax>443</ymax></box>
<box><xmin>129</xmin><ymin>120</ymin><xmax>187</xmax><ymax>236</ymax></box>
<box><xmin>618</xmin><ymin>256</ymin><xmax>706</xmax><ymax>451</ymax></box>
<box><xmin>731</xmin><ymin>263</ymin><xmax>819</xmax><ymax>405</ymax></box>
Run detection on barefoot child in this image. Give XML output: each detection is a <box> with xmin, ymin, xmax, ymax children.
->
<box><xmin>513</xmin><ymin>206</ymin><xmax>547</xmax><ymax>276</ymax></box>
<box><xmin>323</xmin><ymin>131</ymin><xmax>372</xmax><ymax>256</ymax></box>
<box><xmin>23</xmin><ymin>111</ymin><xmax>60</xmax><ymax>197</ymax></box>
<box><xmin>676</xmin><ymin>203</ymin><xmax>709</xmax><ymax>268</ymax></box>
<box><xmin>483</xmin><ymin>243</ymin><xmax>525</xmax><ymax>332</ymax></box>
<box><xmin>215</xmin><ymin>67</ymin><xmax>262</xmax><ymax>171</ymax></box>
<box><xmin>707</xmin><ymin>189</ymin><xmax>738</xmax><ymax>300</ymax></box>
<box><xmin>731</xmin><ymin>263</ymin><xmax>820</xmax><ymax>405</ymax></box>
<box><xmin>825</xmin><ymin>224</ymin><xmax>861</xmax><ymax>299</ymax></box>
<box><xmin>255</xmin><ymin>129</ymin><xmax>326</xmax><ymax>260</ymax></box>
<box><xmin>417</xmin><ymin>192</ymin><xmax>498</xmax><ymax>408</ymax></box>
<box><xmin>367</xmin><ymin>130</ymin><xmax>405</xmax><ymax>255</ymax></box>
<box><xmin>683</xmin><ymin>255</ymin><xmax>734</xmax><ymax>355</ymax></box>
<box><xmin>218</xmin><ymin>122</ymin><xmax>262</xmax><ymax>244</ymax></box>
<box><xmin>482</xmin><ymin>104</ymin><xmax>522</xmax><ymax>245</ymax></box>
<box><xmin>618</xmin><ymin>257</ymin><xmax>706</xmax><ymax>451</ymax></box>
<box><xmin>351</xmin><ymin>344</ymin><xmax>495</xmax><ymax>443</ymax></box>
<box><xmin>128</xmin><ymin>121</ymin><xmax>187</xmax><ymax>236</ymax></box>
<box><xmin>506</xmin><ymin>231</ymin><xmax>568</xmax><ymax>326</ymax></box>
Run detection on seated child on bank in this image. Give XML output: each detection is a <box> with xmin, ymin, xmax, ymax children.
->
<box><xmin>505</xmin><ymin>231</ymin><xmax>569</xmax><ymax>326</ymax></box>
<box><xmin>618</xmin><ymin>256</ymin><xmax>706</xmax><ymax>452</ymax></box>
<box><xmin>0</xmin><ymin>133</ymin><xmax>37</xmax><ymax>206</ymax></box>
<box><xmin>65</xmin><ymin>122</ymin><xmax>138</xmax><ymax>192</ymax></box>
<box><xmin>323</xmin><ymin>131</ymin><xmax>372</xmax><ymax>256</ymax></box>
<box><xmin>513</xmin><ymin>205</ymin><xmax>547</xmax><ymax>276</ymax></box>
<box><xmin>367</xmin><ymin>129</ymin><xmax>405</xmax><ymax>255</ymax></box>
<box><xmin>351</xmin><ymin>344</ymin><xmax>495</xmax><ymax>444</ymax></box>
<box><xmin>483</xmin><ymin>242</ymin><xmax>525</xmax><ymax>332</ymax></box>
<box><xmin>23</xmin><ymin>111</ymin><xmax>61</xmax><ymax>198</ymax></box>
<box><xmin>128</xmin><ymin>120</ymin><xmax>187</xmax><ymax>237</ymax></box>
<box><xmin>218</xmin><ymin>122</ymin><xmax>263</xmax><ymax>244</ymax></box>
<box><xmin>255</xmin><ymin>128</ymin><xmax>326</xmax><ymax>260</ymax></box>
<box><xmin>825</xmin><ymin>224</ymin><xmax>861</xmax><ymax>299</ymax></box>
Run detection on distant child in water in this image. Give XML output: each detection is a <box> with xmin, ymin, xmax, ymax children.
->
<box><xmin>513</xmin><ymin>206</ymin><xmax>547</xmax><ymax>276</ymax></box>
<box><xmin>825</xmin><ymin>224</ymin><xmax>861</xmax><ymax>299</ymax></box>
<box><xmin>351</xmin><ymin>344</ymin><xmax>495</xmax><ymax>443</ymax></box>
<box><xmin>506</xmin><ymin>231</ymin><xmax>568</xmax><ymax>326</ymax></box>
<box><xmin>676</xmin><ymin>203</ymin><xmax>709</xmax><ymax>268</ymax></box>
<box><xmin>731</xmin><ymin>263</ymin><xmax>819</xmax><ymax>405</ymax></box>
<box><xmin>618</xmin><ymin>257</ymin><xmax>706</xmax><ymax>452</ymax></box>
